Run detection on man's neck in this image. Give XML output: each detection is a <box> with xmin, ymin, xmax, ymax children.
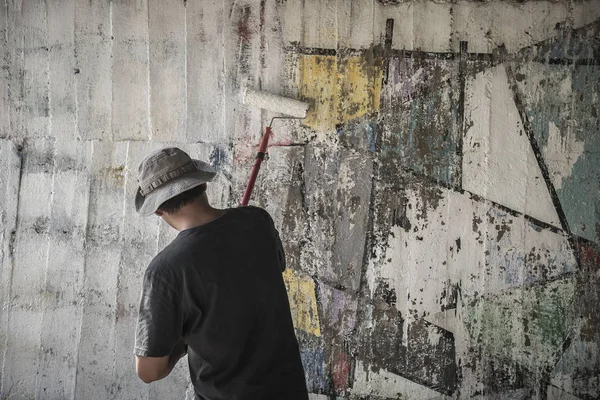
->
<box><xmin>166</xmin><ymin>200</ymin><xmax>228</xmax><ymax>231</ymax></box>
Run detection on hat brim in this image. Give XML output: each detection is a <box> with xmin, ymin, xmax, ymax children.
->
<box><xmin>135</xmin><ymin>160</ymin><xmax>217</xmax><ymax>216</ymax></box>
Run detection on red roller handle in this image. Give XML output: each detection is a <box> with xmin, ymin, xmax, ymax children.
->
<box><xmin>241</xmin><ymin>126</ymin><xmax>272</xmax><ymax>206</ymax></box>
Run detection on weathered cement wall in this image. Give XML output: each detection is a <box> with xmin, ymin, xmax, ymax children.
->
<box><xmin>1</xmin><ymin>0</ymin><xmax>599</xmax><ymax>399</ymax></box>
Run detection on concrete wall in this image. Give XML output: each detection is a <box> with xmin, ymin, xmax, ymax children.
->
<box><xmin>1</xmin><ymin>0</ymin><xmax>599</xmax><ymax>399</ymax></box>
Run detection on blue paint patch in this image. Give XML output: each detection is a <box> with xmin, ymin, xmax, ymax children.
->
<box><xmin>209</xmin><ymin>146</ymin><xmax>228</xmax><ymax>169</ymax></box>
<box><xmin>297</xmin><ymin>332</ymin><xmax>327</xmax><ymax>393</ymax></box>
<box><xmin>548</xmin><ymin>35</ymin><xmax>599</xmax><ymax>59</ymax></box>
<box><xmin>337</xmin><ymin>119</ymin><xmax>378</xmax><ymax>153</ymax></box>
<box><xmin>504</xmin><ymin>252</ymin><xmax>525</xmax><ymax>286</ymax></box>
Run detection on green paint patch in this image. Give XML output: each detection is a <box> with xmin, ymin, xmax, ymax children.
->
<box><xmin>559</xmin><ymin>66</ymin><xmax>600</xmax><ymax>243</ymax></box>
<box><xmin>515</xmin><ymin>59</ymin><xmax>600</xmax><ymax>243</ymax></box>
<box><xmin>465</xmin><ymin>277</ymin><xmax>576</xmax><ymax>371</ymax></box>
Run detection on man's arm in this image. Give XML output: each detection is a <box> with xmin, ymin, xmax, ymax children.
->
<box><xmin>257</xmin><ymin>207</ymin><xmax>286</xmax><ymax>271</ymax></box>
<box><xmin>134</xmin><ymin>268</ymin><xmax>185</xmax><ymax>383</ymax></box>
<box><xmin>136</xmin><ymin>337</ymin><xmax>187</xmax><ymax>383</ymax></box>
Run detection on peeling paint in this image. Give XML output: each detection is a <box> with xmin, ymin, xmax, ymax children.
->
<box><xmin>282</xmin><ymin>268</ymin><xmax>321</xmax><ymax>337</ymax></box>
<box><xmin>1</xmin><ymin>1</ymin><xmax>600</xmax><ymax>399</ymax></box>
<box><xmin>300</xmin><ymin>54</ymin><xmax>382</xmax><ymax>131</ymax></box>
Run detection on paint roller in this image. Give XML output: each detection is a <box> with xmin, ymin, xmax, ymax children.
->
<box><xmin>241</xmin><ymin>89</ymin><xmax>309</xmax><ymax>206</ymax></box>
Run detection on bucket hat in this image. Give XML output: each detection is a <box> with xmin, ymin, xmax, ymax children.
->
<box><xmin>135</xmin><ymin>147</ymin><xmax>216</xmax><ymax>216</ymax></box>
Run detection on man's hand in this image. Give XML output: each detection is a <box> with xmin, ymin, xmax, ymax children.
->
<box><xmin>136</xmin><ymin>338</ymin><xmax>187</xmax><ymax>383</ymax></box>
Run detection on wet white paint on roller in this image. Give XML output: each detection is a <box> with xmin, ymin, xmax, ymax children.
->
<box><xmin>243</xmin><ymin>88</ymin><xmax>309</xmax><ymax>119</ymax></box>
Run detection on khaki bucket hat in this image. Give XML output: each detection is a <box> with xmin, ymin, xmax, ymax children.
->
<box><xmin>135</xmin><ymin>147</ymin><xmax>216</xmax><ymax>216</ymax></box>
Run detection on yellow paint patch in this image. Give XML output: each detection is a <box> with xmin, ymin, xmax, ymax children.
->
<box><xmin>282</xmin><ymin>268</ymin><xmax>321</xmax><ymax>337</ymax></box>
<box><xmin>299</xmin><ymin>54</ymin><xmax>382</xmax><ymax>131</ymax></box>
<box><xmin>100</xmin><ymin>165</ymin><xmax>126</xmax><ymax>187</ymax></box>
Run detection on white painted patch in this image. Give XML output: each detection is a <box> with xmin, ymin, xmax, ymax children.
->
<box><xmin>352</xmin><ymin>360</ymin><xmax>449</xmax><ymax>399</ymax></box>
<box><xmin>423</xmin><ymin>309</ymin><xmax>458</xmax><ymax>335</ymax></box>
<box><xmin>281</xmin><ymin>0</ymin><xmax>303</xmax><ymax>45</ymax></box>
<box><xmin>284</xmin><ymin>0</ymin><xmax>573</xmax><ymax>54</ymax></box>
<box><xmin>463</xmin><ymin>64</ymin><xmax>561</xmax><ymax>228</ymax></box>
<box><xmin>544</xmin><ymin>121</ymin><xmax>585</xmax><ymax>190</ymax></box>
<box><xmin>368</xmin><ymin>182</ymin><xmax>577</xmax><ymax>394</ymax></box>
<box><xmin>112</xmin><ymin>0</ymin><xmax>150</xmax><ymax>141</ymax></box>
<box><xmin>188</xmin><ymin>0</ymin><xmax>232</xmax><ymax>145</ymax></box>
<box><xmin>347</xmin><ymin>0</ymin><xmax>377</xmax><ymax>49</ymax></box>
<box><xmin>413</xmin><ymin>1</ymin><xmax>452</xmax><ymax>52</ymax></box>
<box><xmin>74</xmin><ymin>0</ymin><xmax>112</xmax><ymax>140</ymax></box>
<box><xmin>374</xmin><ymin>184</ymin><xmax>574</xmax><ymax>322</ymax></box>
<box><xmin>374</xmin><ymin>1</ymin><xmax>414</xmax><ymax>51</ymax></box>
<box><xmin>149</xmin><ymin>0</ymin><xmax>187</xmax><ymax>143</ymax></box>
<box><xmin>453</xmin><ymin>1</ymin><xmax>569</xmax><ymax>53</ymax></box>
<box><xmin>301</xmin><ymin>0</ymin><xmax>339</xmax><ymax>49</ymax></box>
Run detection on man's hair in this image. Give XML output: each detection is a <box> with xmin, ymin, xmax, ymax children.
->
<box><xmin>157</xmin><ymin>183</ymin><xmax>207</xmax><ymax>214</ymax></box>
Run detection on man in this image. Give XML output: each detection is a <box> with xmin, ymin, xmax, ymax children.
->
<box><xmin>133</xmin><ymin>147</ymin><xmax>308</xmax><ymax>399</ymax></box>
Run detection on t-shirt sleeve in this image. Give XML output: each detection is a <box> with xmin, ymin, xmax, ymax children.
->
<box><xmin>274</xmin><ymin>223</ymin><xmax>286</xmax><ymax>272</ymax></box>
<box><xmin>265</xmin><ymin>210</ymin><xmax>287</xmax><ymax>272</ymax></box>
<box><xmin>134</xmin><ymin>269</ymin><xmax>183</xmax><ymax>357</ymax></box>
<box><xmin>254</xmin><ymin>207</ymin><xmax>286</xmax><ymax>272</ymax></box>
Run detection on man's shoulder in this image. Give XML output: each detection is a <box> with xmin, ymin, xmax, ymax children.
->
<box><xmin>145</xmin><ymin>240</ymin><xmax>183</xmax><ymax>278</ymax></box>
<box><xmin>238</xmin><ymin>205</ymin><xmax>273</xmax><ymax>222</ymax></box>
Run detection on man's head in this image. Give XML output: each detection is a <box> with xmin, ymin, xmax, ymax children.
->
<box><xmin>135</xmin><ymin>147</ymin><xmax>216</xmax><ymax>218</ymax></box>
<box><xmin>156</xmin><ymin>183</ymin><xmax>208</xmax><ymax>215</ymax></box>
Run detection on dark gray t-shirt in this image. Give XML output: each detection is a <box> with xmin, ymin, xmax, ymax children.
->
<box><xmin>134</xmin><ymin>206</ymin><xmax>308</xmax><ymax>400</ymax></box>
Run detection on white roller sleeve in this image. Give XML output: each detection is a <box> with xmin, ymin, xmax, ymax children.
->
<box><xmin>243</xmin><ymin>89</ymin><xmax>309</xmax><ymax>119</ymax></box>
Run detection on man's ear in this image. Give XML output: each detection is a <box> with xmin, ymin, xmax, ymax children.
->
<box><xmin>155</xmin><ymin>209</ymin><xmax>164</xmax><ymax>217</ymax></box>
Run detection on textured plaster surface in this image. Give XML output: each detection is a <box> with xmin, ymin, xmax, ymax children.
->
<box><xmin>1</xmin><ymin>0</ymin><xmax>599</xmax><ymax>399</ymax></box>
